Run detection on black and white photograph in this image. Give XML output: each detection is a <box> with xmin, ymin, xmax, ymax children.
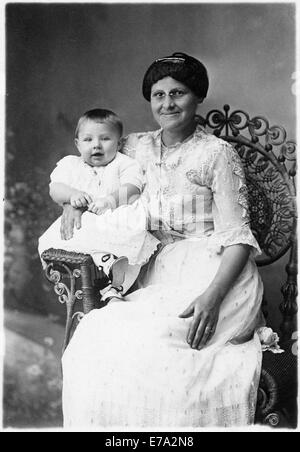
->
<box><xmin>1</xmin><ymin>0</ymin><xmax>298</xmax><ymax>433</ymax></box>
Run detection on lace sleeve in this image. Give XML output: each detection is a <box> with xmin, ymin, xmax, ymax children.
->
<box><xmin>208</xmin><ymin>143</ymin><xmax>261</xmax><ymax>256</ymax></box>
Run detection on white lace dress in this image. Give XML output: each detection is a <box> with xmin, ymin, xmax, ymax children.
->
<box><xmin>38</xmin><ymin>152</ymin><xmax>160</xmax><ymax>267</ymax></box>
<box><xmin>62</xmin><ymin>126</ymin><xmax>264</xmax><ymax>429</ymax></box>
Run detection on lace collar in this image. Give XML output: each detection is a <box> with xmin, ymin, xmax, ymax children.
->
<box><xmin>153</xmin><ymin>124</ymin><xmax>208</xmax><ymax>149</ymax></box>
<box><xmin>151</xmin><ymin>125</ymin><xmax>208</xmax><ymax>170</ymax></box>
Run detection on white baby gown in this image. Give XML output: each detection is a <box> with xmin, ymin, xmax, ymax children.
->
<box><xmin>38</xmin><ymin>152</ymin><xmax>160</xmax><ymax>268</ymax></box>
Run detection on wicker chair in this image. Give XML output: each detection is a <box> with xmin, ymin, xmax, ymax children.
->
<box><xmin>41</xmin><ymin>105</ymin><xmax>297</xmax><ymax>428</ymax></box>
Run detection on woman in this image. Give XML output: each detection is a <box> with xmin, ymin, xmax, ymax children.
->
<box><xmin>62</xmin><ymin>52</ymin><xmax>264</xmax><ymax>428</ymax></box>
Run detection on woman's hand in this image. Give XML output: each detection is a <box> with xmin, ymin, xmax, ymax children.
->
<box><xmin>88</xmin><ymin>197</ymin><xmax>112</xmax><ymax>215</ymax></box>
<box><xmin>179</xmin><ymin>291</ymin><xmax>221</xmax><ymax>350</ymax></box>
<box><xmin>70</xmin><ymin>190</ymin><xmax>93</xmax><ymax>209</ymax></box>
<box><xmin>60</xmin><ymin>204</ymin><xmax>84</xmax><ymax>240</ymax></box>
<box><xmin>179</xmin><ymin>244</ymin><xmax>251</xmax><ymax>350</ymax></box>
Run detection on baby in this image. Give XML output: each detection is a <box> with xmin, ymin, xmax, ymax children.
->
<box><xmin>38</xmin><ymin>109</ymin><xmax>160</xmax><ymax>302</ymax></box>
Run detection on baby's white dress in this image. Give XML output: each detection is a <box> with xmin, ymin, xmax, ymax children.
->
<box><xmin>62</xmin><ymin>127</ymin><xmax>264</xmax><ymax>428</ymax></box>
<box><xmin>38</xmin><ymin>152</ymin><xmax>160</xmax><ymax>270</ymax></box>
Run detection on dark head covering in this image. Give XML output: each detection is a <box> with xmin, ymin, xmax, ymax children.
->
<box><xmin>142</xmin><ymin>52</ymin><xmax>209</xmax><ymax>102</ymax></box>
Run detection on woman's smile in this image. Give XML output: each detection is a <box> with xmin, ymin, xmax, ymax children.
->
<box><xmin>161</xmin><ymin>112</ymin><xmax>180</xmax><ymax>116</ymax></box>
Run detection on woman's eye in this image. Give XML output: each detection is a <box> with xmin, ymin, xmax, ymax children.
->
<box><xmin>153</xmin><ymin>92</ymin><xmax>164</xmax><ymax>98</ymax></box>
<box><xmin>171</xmin><ymin>90</ymin><xmax>184</xmax><ymax>97</ymax></box>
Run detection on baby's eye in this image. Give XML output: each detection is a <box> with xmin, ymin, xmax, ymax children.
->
<box><xmin>101</xmin><ymin>136</ymin><xmax>111</xmax><ymax>141</ymax></box>
<box><xmin>84</xmin><ymin>137</ymin><xmax>92</xmax><ymax>142</ymax></box>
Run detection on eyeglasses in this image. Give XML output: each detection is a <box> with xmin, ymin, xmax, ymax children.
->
<box><xmin>154</xmin><ymin>57</ymin><xmax>185</xmax><ymax>64</ymax></box>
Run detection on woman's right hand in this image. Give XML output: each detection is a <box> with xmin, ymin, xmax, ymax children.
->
<box><xmin>60</xmin><ymin>204</ymin><xmax>83</xmax><ymax>240</ymax></box>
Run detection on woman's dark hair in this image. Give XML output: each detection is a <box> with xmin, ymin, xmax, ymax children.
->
<box><xmin>142</xmin><ymin>52</ymin><xmax>209</xmax><ymax>102</ymax></box>
<box><xmin>75</xmin><ymin>109</ymin><xmax>123</xmax><ymax>138</ymax></box>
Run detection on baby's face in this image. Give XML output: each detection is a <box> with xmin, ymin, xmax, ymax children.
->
<box><xmin>75</xmin><ymin>120</ymin><xmax>120</xmax><ymax>167</ymax></box>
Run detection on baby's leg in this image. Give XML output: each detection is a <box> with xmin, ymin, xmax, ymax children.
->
<box><xmin>91</xmin><ymin>253</ymin><xmax>140</xmax><ymax>292</ymax></box>
<box><xmin>96</xmin><ymin>262</ymin><xmax>141</xmax><ymax>303</ymax></box>
<box><xmin>121</xmin><ymin>264</ymin><xmax>141</xmax><ymax>294</ymax></box>
<box><xmin>91</xmin><ymin>252</ymin><xmax>129</xmax><ymax>289</ymax></box>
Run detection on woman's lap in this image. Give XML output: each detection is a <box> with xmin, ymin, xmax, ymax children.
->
<box><xmin>63</xmin><ymin>307</ymin><xmax>261</xmax><ymax>427</ymax></box>
<box><xmin>62</xmin><ymin>238</ymin><xmax>263</xmax><ymax>427</ymax></box>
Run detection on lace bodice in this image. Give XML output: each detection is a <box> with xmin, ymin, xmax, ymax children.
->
<box><xmin>122</xmin><ymin>125</ymin><xmax>261</xmax><ymax>255</ymax></box>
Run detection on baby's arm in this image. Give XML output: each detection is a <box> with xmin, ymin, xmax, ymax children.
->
<box><xmin>108</xmin><ymin>183</ymin><xmax>141</xmax><ymax>207</ymax></box>
<box><xmin>50</xmin><ymin>182</ymin><xmax>93</xmax><ymax>209</ymax></box>
<box><xmin>88</xmin><ymin>183</ymin><xmax>140</xmax><ymax>215</ymax></box>
<box><xmin>88</xmin><ymin>155</ymin><xmax>143</xmax><ymax>215</ymax></box>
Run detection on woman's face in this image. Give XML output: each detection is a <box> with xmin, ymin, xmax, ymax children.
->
<box><xmin>150</xmin><ymin>76</ymin><xmax>201</xmax><ymax>133</ymax></box>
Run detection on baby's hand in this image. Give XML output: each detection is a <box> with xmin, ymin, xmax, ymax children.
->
<box><xmin>88</xmin><ymin>197</ymin><xmax>113</xmax><ymax>215</ymax></box>
<box><xmin>70</xmin><ymin>190</ymin><xmax>93</xmax><ymax>209</ymax></box>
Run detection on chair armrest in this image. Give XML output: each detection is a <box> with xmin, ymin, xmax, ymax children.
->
<box><xmin>41</xmin><ymin>248</ymin><xmax>106</xmax><ymax>351</ymax></box>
